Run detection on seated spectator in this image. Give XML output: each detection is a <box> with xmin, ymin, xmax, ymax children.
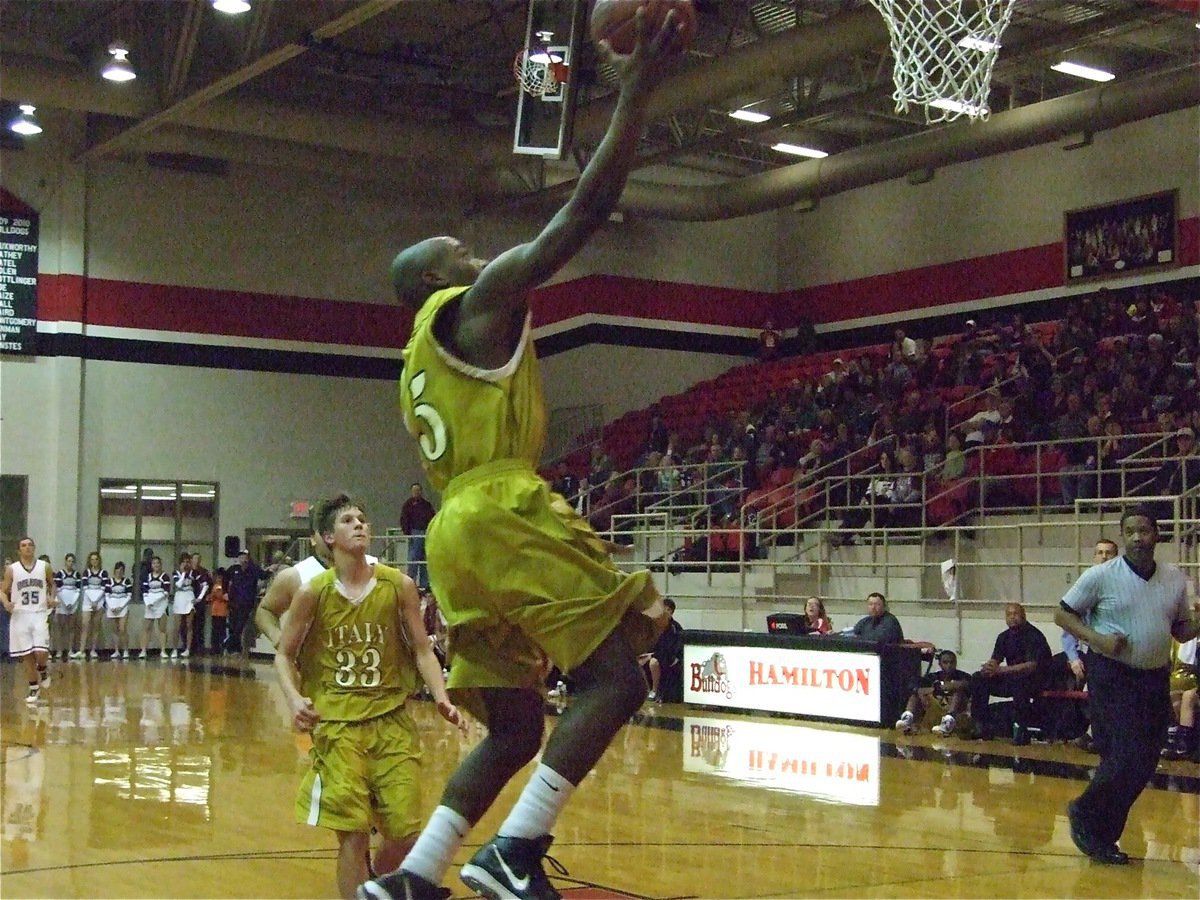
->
<box><xmin>891</xmin><ymin>326</ymin><xmax>916</xmax><ymax>361</ymax></box>
<box><xmin>1096</xmin><ymin>418</ymin><xmax>1134</xmax><ymax>498</ymax></box>
<box><xmin>849</xmin><ymin>592</ymin><xmax>904</xmax><ymax>643</ymax></box>
<box><xmin>570</xmin><ymin>476</ymin><xmax>593</xmax><ymax>517</ymax></box>
<box><xmin>550</xmin><ymin>462</ymin><xmax>578</xmax><ymax>500</ymax></box>
<box><xmin>588</xmin><ymin>444</ymin><xmax>613</xmax><ymax>487</ymax></box>
<box><xmin>647</xmin><ymin>413</ymin><xmax>669</xmax><ymax>456</ymax></box>
<box><xmin>1153</xmin><ymin>427</ymin><xmax>1200</xmax><ymax>523</ymax></box>
<box><xmin>1162</xmin><ymin>685</ymin><xmax>1198</xmax><ymax>761</ymax></box>
<box><xmin>1169</xmin><ymin>636</ymin><xmax>1198</xmax><ymax>726</ymax></box>
<box><xmin>895</xmin><ymin>649</ymin><xmax>970</xmax><ymax>735</ymax></box>
<box><xmin>940</xmin><ymin>432</ymin><xmax>966</xmax><ymax>483</ymax></box>
<box><xmin>1059</xmin><ymin>414</ymin><xmax>1104</xmax><ymax>505</ymax></box>
<box><xmin>803</xmin><ymin>596</ymin><xmax>832</xmax><ymax>635</ymax></box>
<box><xmin>889</xmin><ymin>447</ymin><xmax>922</xmax><ymax>526</ymax></box>
<box><xmin>839</xmin><ymin>449</ymin><xmax>897</xmax><ymax>537</ymax></box>
<box><xmin>920</xmin><ymin>424</ymin><xmax>945</xmax><ymax>473</ymax></box>
<box><xmin>639</xmin><ymin>598</ymin><xmax>684</xmax><ymax>703</ymax></box>
<box><xmin>966</xmin><ymin>602</ymin><xmax>1052</xmax><ymax>743</ymax></box>
<box><xmin>759</xmin><ymin>319</ymin><xmax>782</xmax><ymax>362</ymax></box>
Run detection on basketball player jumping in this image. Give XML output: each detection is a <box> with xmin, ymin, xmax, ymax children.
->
<box><xmin>359</xmin><ymin>10</ymin><xmax>690</xmax><ymax>900</ymax></box>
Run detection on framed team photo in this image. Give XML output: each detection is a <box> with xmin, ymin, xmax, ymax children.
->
<box><xmin>1064</xmin><ymin>189</ymin><xmax>1179</xmax><ymax>282</ymax></box>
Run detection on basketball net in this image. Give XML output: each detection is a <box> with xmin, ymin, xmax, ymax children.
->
<box><xmin>513</xmin><ymin>49</ymin><xmax>569</xmax><ymax>100</ymax></box>
<box><xmin>867</xmin><ymin>0</ymin><xmax>1017</xmax><ymax>124</ymax></box>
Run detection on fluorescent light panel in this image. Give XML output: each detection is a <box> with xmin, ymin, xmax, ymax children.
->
<box><xmin>729</xmin><ymin>109</ymin><xmax>771</xmax><ymax>123</ymax></box>
<box><xmin>1051</xmin><ymin>61</ymin><xmax>1115</xmax><ymax>82</ymax></box>
<box><xmin>771</xmin><ymin>143</ymin><xmax>828</xmax><ymax>159</ymax></box>
<box><xmin>212</xmin><ymin>0</ymin><xmax>251</xmax><ymax>13</ymax></box>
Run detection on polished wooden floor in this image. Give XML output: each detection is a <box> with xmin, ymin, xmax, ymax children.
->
<box><xmin>1</xmin><ymin>656</ymin><xmax>1196</xmax><ymax>899</ymax></box>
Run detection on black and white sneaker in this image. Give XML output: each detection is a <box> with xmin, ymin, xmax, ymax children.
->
<box><xmin>460</xmin><ymin>834</ymin><xmax>564</xmax><ymax>900</ymax></box>
<box><xmin>356</xmin><ymin>869</ymin><xmax>449</xmax><ymax>900</ymax></box>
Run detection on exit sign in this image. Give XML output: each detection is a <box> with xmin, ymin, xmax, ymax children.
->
<box><xmin>289</xmin><ymin>501</ymin><xmax>311</xmax><ymax>519</ymax></box>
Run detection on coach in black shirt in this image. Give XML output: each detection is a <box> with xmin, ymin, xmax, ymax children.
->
<box><xmin>968</xmin><ymin>602</ymin><xmax>1051</xmax><ymax>742</ymax></box>
<box><xmin>850</xmin><ymin>592</ymin><xmax>904</xmax><ymax>644</ymax></box>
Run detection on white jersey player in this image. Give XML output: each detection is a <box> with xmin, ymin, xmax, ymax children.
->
<box><xmin>1</xmin><ymin>538</ymin><xmax>57</xmax><ymax>703</ymax></box>
<box><xmin>254</xmin><ymin>495</ymin><xmax>377</xmax><ymax>649</ymax></box>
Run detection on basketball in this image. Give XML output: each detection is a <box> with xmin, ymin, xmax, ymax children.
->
<box><xmin>589</xmin><ymin>0</ymin><xmax>698</xmax><ymax>55</ymax></box>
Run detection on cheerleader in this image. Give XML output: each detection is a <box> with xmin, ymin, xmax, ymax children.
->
<box><xmin>52</xmin><ymin>553</ymin><xmax>81</xmax><ymax>661</ymax></box>
<box><xmin>78</xmin><ymin>552</ymin><xmax>110</xmax><ymax>660</ymax></box>
<box><xmin>139</xmin><ymin>556</ymin><xmax>171</xmax><ymax>659</ymax></box>
<box><xmin>104</xmin><ymin>561</ymin><xmax>134</xmax><ymax>659</ymax></box>
<box><xmin>170</xmin><ymin>552</ymin><xmax>196</xmax><ymax>660</ymax></box>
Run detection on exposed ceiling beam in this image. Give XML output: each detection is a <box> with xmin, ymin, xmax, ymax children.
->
<box><xmin>76</xmin><ymin>0</ymin><xmax>406</xmax><ymax>162</ymax></box>
<box><xmin>163</xmin><ymin>0</ymin><xmax>204</xmax><ymax>105</ymax></box>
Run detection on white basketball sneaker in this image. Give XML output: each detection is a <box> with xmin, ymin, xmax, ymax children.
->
<box><xmin>931</xmin><ymin>714</ymin><xmax>957</xmax><ymax>736</ymax></box>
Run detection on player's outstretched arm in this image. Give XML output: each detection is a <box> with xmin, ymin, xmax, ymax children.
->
<box><xmin>456</xmin><ymin>8</ymin><xmax>689</xmax><ymax>348</ymax></box>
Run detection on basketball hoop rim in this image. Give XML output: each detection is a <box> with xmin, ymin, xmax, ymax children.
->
<box><xmin>513</xmin><ymin>48</ymin><xmax>570</xmax><ymax>97</ymax></box>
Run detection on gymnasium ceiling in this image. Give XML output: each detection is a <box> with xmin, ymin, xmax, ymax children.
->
<box><xmin>0</xmin><ymin>0</ymin><xmax>1197</xmax><ymax>219</ymax></box>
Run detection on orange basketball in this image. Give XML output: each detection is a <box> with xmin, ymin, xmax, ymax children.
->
<box><xmin>589</xmin><ymin>0</ymin><xmax>698</xmax><ymax>55</ymax></box>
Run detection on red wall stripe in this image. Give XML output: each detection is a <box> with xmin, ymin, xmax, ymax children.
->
<box><xmin>29</xmin><ymin>217</ymin><xmax>1199</xmax><ymax>345</ymax></box>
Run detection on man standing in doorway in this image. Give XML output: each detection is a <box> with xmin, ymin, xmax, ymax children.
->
<box><xmin>400</xmin><ymin>483</ymin><xmax>436</xmax><ymax>593</ymax></box>
<box><xmin>1055</xmin><ymin>505</ymin><xmax>1200</xmax><ymax>864</ymax></box>
<box><xmin>225</xmin><ymin>550</ymin><xmax>267</xmax><ymax>655</ymax></box>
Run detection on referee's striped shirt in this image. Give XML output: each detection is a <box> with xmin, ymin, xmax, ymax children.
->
<box><xmin>1061</xmin><ymin>556</ymin><xmax>1189</xmax><ymax>670</ymax></box>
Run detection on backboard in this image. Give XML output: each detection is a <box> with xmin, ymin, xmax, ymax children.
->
<box><xmin>513</xmin><ymin>0</ymin><xmax>586</xmax><ymax>158</ymax></box>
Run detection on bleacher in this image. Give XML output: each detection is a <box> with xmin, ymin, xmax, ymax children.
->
<box><xmin>536</xmin><ymin>281</ymin><xmax>1198</xmax><ymax>671</ymax></box>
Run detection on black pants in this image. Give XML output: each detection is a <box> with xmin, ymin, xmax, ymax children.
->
<box><xmin>210</xmin><ymin>615</ymin><xmax>228</xmax><ymax>654</ymax></box>
<box><xmin>226</xmin><ymin>601</ymin><xmax>254</xmax><ymax>652</ymax></box>
<box><xmin>969</xmin><ymin>671</ymin><xmax>1040</xmax><ymax>733</ymax></box>
<box><xmin>1073</xmin><ymin>654</ymin><xmax>1170</xmax><ymax>846</ymax></box>
<box><xmin>188</xmin><ymin>602</ymin><xmax>208</xmax><ymax>654</ymax></box>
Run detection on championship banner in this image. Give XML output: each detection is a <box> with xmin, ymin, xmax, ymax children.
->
<box><xmin>683</xmin><ymin>716</ymin><xmax>881</xmax><ymax>806</ymax></box>
<box><xmin>684</xmin><ymin>642</ymin><xmax>882</xmax><ymax>723</ymax></box>
<box><xmin>0</xmin><ymin>209</ymin><xmax>38</xmax><ymax>355</ymax></box>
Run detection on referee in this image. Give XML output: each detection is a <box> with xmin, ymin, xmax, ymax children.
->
<box><xmin>1055</xmin><ymin>505</ymin><xmax>1200</xmax><ymax>864</ymax></box>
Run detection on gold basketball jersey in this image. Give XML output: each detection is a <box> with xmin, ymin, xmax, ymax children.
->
<box><xmin>399</xmin><ymin>286</ymin><xmax>547</xmax><ymax>490</ymax></box>
<box><xmin>298</xmin><ymin>564</ymin><xmax>419</xmax><ymax>722</ymax></box>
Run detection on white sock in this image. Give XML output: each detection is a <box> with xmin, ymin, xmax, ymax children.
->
<box><xmin>400</xmin><ymin>805</ymin><xmax>469</xmax><ymax>884</ymax></box>
<box><xmin>497</xmin><ymin>763</ymin><xmax>575</xmax><ymax>840</ymax></box>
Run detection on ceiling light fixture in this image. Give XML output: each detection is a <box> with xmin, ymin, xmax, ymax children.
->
<box><xmin>9</xmin><ymin>104</ymin><xmax>42</xmax><ymax>136</ymax></box>
<box><xmin>729</xmin><ymin>109</ymin><xmax>771</xmax><ymax>123</ymax></box>
<box><xmin>211</xmin><ymin>0</ymin><xmax>252</xmax><ymax>13</ymax></box>
<box><xmin>1050</xmin><ymin>60</ymin><xmax>1115</xmax><ymax>82</ymax></box>
<box><xmin>771</xmin><ymin>143</ymin><xmax>828</xmax><ymax>159</ymax></box>
<box><xmin>102</xmin><ymin>42</ymin><xmax>137</xmax><ymax>82</ymax></box>
<box><xmin>958</xmin><ymin>36</ymin><xmax>999</xmax><ymax>52</ymax></box>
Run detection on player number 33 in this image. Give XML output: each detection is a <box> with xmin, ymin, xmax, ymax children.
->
<box><xmin>333</xmin><ymin>647</ymin><xmax>383</xmax><ymax>687</ymax></box>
